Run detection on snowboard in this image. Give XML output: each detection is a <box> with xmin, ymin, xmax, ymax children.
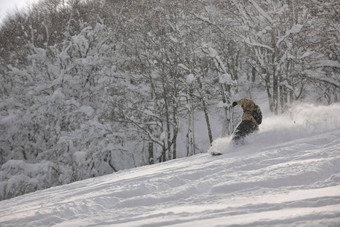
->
<box><xmin>210</xmin><ymin>152</ymin><xmax>223</xmax><ymax>156</ymax></box>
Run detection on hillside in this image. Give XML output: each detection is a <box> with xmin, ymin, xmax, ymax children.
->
<box><xmin>1</xmin><ymin>0</ymin><xmax>339</xmax><ymax>201</ymax></box>
<box><xmin>0</xmin><ymin>103</ymin><xmax>339</xmax><ymax>226</ymax></box>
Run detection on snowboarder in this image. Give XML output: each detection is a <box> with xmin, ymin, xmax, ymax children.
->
<box><xmin>232</xmin><ymin>98</ymin><xmax>262</xmax><ymax>145</ymax></box>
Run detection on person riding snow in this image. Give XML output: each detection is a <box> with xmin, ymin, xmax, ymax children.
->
<box><xmin>232</xmin><ymin>98</ymin><xmax>262</xmax><ymax>145</ymax></box>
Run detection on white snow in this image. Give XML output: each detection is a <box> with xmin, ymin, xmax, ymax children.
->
<box><xmin>249</xmin><ymin>0</ymin><xmax>274</xmax><ymax>24</ymax></box>
<box><xmin>186</xmin><ymin>74</ymin><xmax>195</xmax><ymax>84</ymax></box>
<box><xmin>77</xmin><ymin>106</ymin><xmax>95</xmax><ymax>117</ymax></box>
<box><xmin>316</xmin><ymin>60</ymin><xmax>340</xmax><ymax>68</ymax></box>
<box><xmin>178</xmin><ymin>64</ymin><xmax>190</xmax><ymax>72</ymax></box>
<box><xmin>219</xmin><ymin>73</ymin><xmax>235</xmax><ymax>85</ymax></box>
<box><xmin>217</xmin><ymin>101</ymin><xmax>229</xmax><ymax>108</ymax></box>
<box><xmin>290</xmin><ymin>24</ymin><xmax>303</xmax><ymax>34</ymax></box>
<box><xmin>160</xmin><ymin>131</ymin><xmax>167</xmax><ymax>140</ymax></box>
<box><xmin>277</xmin><ymin>24</ymin><xmax>303</xmax><ymax>48</ymax></box>
<box><xmin>0</xmin><ymin>103</ymin><xmax>340</xmax><ymax>226</ymax></box>
<box><xmin>303</xmin><ymin>70</ymin><xmax>340</xmax><ymax>87</ymax></box>
<box><xmin>73</xmin><ymin>151</ymin><xmax>87</xmax><ymax>165</ymax></box>
<box><xmin>244</xmin><ymin>38</ymin><xmax>274</xmax><ymax>52</ymax></box>
<box><xmin>208</xmin><ymin>47</ymin><xmax>218</xmax><ymax>58</ymax></box>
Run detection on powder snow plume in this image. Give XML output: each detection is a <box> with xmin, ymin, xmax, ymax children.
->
<box><xmin>209</xmin><ymin>103</ymin><xmax>340</xmax><ymax>155</ymax></box>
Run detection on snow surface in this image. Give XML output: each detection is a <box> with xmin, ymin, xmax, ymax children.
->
<box><xmin>0</xmin><ymin>103</ymin><xmax>340</xmax><ymax>227</ymax></box>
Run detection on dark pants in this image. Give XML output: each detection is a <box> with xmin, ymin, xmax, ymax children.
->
<box><xmin>232</xmin><ymin>120</ymin><xmax>257</xmax><ymax>145</ymax></box>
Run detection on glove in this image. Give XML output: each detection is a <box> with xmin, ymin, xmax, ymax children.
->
<box><xmin>232</xmin><ymin>101</ymin><xmax>238</xmax><ymax>107</ymax></box>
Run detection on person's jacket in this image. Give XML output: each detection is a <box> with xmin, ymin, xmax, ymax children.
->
<box><xmin>235</xmin><ymin>98</ymin><xmax>260</xmax><ymax>129</ymax></box>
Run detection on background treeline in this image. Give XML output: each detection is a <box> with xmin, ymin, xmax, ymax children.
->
<box><xmin>0</xmin><ymin>0</ymin><xmax>339</xmax><ymax>200</ymax></box>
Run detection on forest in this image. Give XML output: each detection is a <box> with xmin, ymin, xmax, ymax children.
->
<box><xmin>0</xmin><ymin>0</ymin><xmax>339</xmax><ymax>200</ymax></box>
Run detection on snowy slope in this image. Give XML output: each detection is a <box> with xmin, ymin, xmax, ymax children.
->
<box><xmin>0</xmin><ymin>103</ymin><xmax>340</xmax><ymax>227</ymax></box>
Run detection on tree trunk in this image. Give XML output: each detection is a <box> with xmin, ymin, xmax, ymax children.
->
<box><xmin>252</xmin><ymin>67</ymin><xmax>256</xmax><ymax>82</ymax></box>
<box><xmin>203</xmin><ymin>99</ymin><xmax>213</xmax><ymax>145</ymax></box>
<box><xmin>171</xmin><ymin>100</ymin><xmax>178</xmax><ymax>159</ymax></box>
<box><xmin>186</xmin><ymin>110</ymin><xmax>195</xmax><ymax>157</ymax></box>
<box><xmin>197</xmin><ymin>76</ymin><xmax>213</xmax><ymax>145</ymax></box>
<box><xmin>186</xmin><ymin>85</ymin><xmax>195</xmax><ymax>156</ymax></box>
<box><xmin>265</xmin><ymin>71</ymin><xmax>273</xmax><ymax>112</ymax></box>
<box><xmin>219</xmin><ymin>80</ymin><xmax>233</xmax><ymax>136</ymax></box>
<box><xmin>148</xmin><ymin>142</ymin><xmax>154</xmax><ymax>164</ymax></box>
<box><xmin>161</xmin><ymin>71</ymin><xmax>170</xmax><ymax>162</ymax></box>
<box><xmin>272</xmin><ymin>28</ymin><xmax>279</xmax><ymax>115</ymax></box>
<box><xmin>273</xmin><ymin>74</ymin><xmax>279</xmax><ymax>115</ymax></box>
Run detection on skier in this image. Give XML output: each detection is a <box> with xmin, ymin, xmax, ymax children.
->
<box><xmin>232</xmin><ymin>98</ymin><xmax>262</xmax><ymax>145</ymax></box>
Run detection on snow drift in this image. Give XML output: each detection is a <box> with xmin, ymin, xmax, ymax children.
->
<box><xmin>0</xmin><ymin>103</ymin><xmax>339</xmax><ymax>226</ymax></box>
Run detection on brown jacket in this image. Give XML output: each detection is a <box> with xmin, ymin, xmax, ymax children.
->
<box><xmin>236</xmin><ymin>99</ymin><xmax>259</xmax><ymax>129</ymax></box>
